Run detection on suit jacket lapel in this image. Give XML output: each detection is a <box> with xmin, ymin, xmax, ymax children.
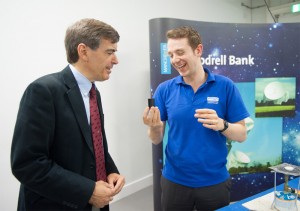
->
<box><xmin>95</xmin><ymin>91</ymin><xmax>104</xmax><ymax>125</ymax></box>
<box><xmin>62</xmin><ymin>66</ymin><xmax>94</xmax><ymax>155</ymax></box>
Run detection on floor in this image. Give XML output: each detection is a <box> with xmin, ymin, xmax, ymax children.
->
<box><xmin>110</xmin><ymin>185</ymin><xmax>154</xmax><ymax>211</ymax></box>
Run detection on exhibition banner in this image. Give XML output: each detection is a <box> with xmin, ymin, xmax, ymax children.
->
<box><xmin>149</xmin><ymin>18</ymin><xmax>300</xmax><ymax>210</ymax></box>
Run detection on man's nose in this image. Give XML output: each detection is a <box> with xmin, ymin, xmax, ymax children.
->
<box><xmin>112</xmin><ymin>54</ymin><xmax>119</xmax><ymax>64</ymax></box>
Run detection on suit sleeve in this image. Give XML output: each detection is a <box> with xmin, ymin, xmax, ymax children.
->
<box><xmin>105</xmin><ymin>152</ymin><xmax>119</xmax><ymax>175</ymax></box>
<box><xmin>11</xmin><ymin>81</ymin><xmax>95</xmax><ymax>209</ymax></box>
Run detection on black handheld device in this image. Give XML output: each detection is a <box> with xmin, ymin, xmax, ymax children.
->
<box><xmin>148</xmin><ymin>98</ymin><xmax>155</xmax><ymax>107</ymax></box>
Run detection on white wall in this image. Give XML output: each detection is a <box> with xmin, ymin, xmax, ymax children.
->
<box><xmin>1</xmin><ymin>0</ymin><xmax>297</xmax><ymax>210</ymax></box>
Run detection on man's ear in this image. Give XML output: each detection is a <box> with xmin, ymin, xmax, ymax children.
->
<box><xmin>77</xmin><ymin>43</ymin><xmax>88</xmax><ymax>62</ymax></box>
<box><xmin>195</xmin><ymin>44</ymin><xmax>203</xmax><ymax>56</ymax></box>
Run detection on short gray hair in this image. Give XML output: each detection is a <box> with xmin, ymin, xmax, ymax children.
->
<box><xmin>65</xmin><ymin>18</ymin><xmax>120</xmax><ymax>63</ymax></box>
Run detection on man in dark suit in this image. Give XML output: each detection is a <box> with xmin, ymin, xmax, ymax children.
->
<box><xmin>11</xmin><ymin>18</ymin><xmax>125</xmax><ymax>211</ymax></box>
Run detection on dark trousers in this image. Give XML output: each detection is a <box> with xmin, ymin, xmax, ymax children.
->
<box><xmin>161</xmin><ymin>176</ymin><xmax>231</xmax><ymax>211</ymax></box>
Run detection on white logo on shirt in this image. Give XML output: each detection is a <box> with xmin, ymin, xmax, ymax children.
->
<box><xmin>207</xmin><ymin>97</ymin><xmax>219</xmax><ymax>104</ymax></box>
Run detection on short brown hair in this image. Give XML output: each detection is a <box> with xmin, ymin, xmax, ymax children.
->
<box><xmin>65</xmin><ymin>18</ymin><xmax>120</xmax><ymax>64</ymax></box>
<box><xmin>166</xmin><ymin>26</ymin><xmax>202</xmax><ymax>50</ymax></box>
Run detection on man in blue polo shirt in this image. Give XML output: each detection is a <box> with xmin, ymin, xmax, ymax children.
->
<box><xmin>143</xmin><ymin>26</ymin><xmax>250</xmax><ymax>211</ymax></box>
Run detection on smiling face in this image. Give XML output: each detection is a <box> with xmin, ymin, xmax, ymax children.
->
<box><xmin>79</xmin><ymin>39</ymin><xmax>119</xmax><ymax>82</ymax></box>
<box><xmin>167</xmin><ymin>38</ymin><xmax>203</xmax><ymax>79</ymax></box>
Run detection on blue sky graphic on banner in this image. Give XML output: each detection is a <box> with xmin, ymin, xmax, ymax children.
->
<box><xmin>149</xmin><ymin>18</ymin><xmax>300</xmax><ymax>206</ymax></box>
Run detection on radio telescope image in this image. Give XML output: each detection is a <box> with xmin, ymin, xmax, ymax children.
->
<box><xmin>255</xmin><ymin>77</ymin><xmax>296</xmax><ymax>117</ymax></box>
<box><xmin>226</xmin><ymin>117</ymin><xmax>254</xmax><ymax>171</ymax></box>
<box><xmin>227</xmin><ymin>150</ymin><xmax>251</xmax><ymax>171</ymax></box>
<box><xmin>263</xmin><ymin>81</ymin><xmax>289</xmax><ymax>104</ymax></box>
<box><xmin>233</xmin><ymin>151</ymin><xmax>250</xmax><ymax>164</ymax></box>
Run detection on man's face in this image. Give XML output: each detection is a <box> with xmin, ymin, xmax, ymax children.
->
<box><xmin>85</xmin><ymin>39</ymin><xmax>119</xmax><ymax>82</ymax></box>
<box><xmin>167</xmin><ymin>38</ymin><xmax>202</xmax><ymax>77</ymax></box>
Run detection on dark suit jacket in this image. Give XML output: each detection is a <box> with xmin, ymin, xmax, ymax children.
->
<box><xmin>11</xmin><ymin>66</ymin><xmax>119</xmax><ymax>211</ymax></box>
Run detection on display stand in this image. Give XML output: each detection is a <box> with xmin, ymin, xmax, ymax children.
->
<box><xmin>269</xmin><ymin>163</ymin><xmax>300</xmax><ymax>211</ymax></box>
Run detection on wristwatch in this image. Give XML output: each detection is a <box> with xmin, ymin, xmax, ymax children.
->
<box><xmin>219</xmin><ymin>120</ymin><xmax>228</xmax><ymax>132</ymax></box>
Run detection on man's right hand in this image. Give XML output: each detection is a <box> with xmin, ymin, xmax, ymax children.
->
<box><xmin>143</xmin><ymin>107</ymin><xmax>164</xmax><ymax>145</ymax></box>
<box><xmin>143</xmin><ymin>106</ymin><xmax>163</xmax><ymax>127</ymax></box>
<box><xmin>89</xmin><ymin>181</ymin><xmax>115</xmax><ymax>208</ymax></box>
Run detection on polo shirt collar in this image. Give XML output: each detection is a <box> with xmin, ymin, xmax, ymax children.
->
<box><xmin>175</xmin><ymin>67</ymin><xmax>215</xmax><ymax>85</ymax></box>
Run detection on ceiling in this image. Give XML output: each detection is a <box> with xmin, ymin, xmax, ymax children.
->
<box><xmin>252</xmin><ymin>0</ymin><xmax>299</xmax><ymax>7</ymax></box>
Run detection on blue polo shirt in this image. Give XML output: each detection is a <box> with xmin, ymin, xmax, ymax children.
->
<box><xmin>154</xmin><ymin>68</ymin><xmax>250</xmax><ymax>188</ymax></box>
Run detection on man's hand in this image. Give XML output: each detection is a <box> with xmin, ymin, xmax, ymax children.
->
<box><xmin>143</xmin><ymin>107</ymin><xmax>163</xmax><ymax>128</ymax></box>
<box><xmin>107</xmin><ymin>173</ymin><xmax>125</xmax><ymax>196</ymax></box>
<box><xmin>195</xmin><ymin>108</ymin><xmax>248</xmax><ymax>142</ymax></box>
<box><xmin>194</xmin><ymin>108</ymin><xmax>223</xmax><ymax>131</ymax></box>
<box><xmin>143</xmin><ymin>106</ymin><xmax>164</xmax><ymax>144</ymax></box>
<box><xmin>89</xmin><ymin>181</ymin><xmax>114</xmax><ymax>208</ymax></box>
